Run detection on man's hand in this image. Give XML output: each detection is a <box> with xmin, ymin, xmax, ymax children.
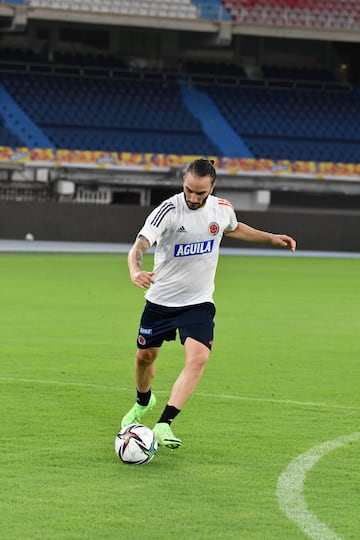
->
<box><xmin>131</xmin><ymin>270</ymin><xmax>155</xmax><ymax>289</ymax></box>
<box><xmin>270</xmin><ymin>234</ymin><xmax>296</xmax><ymax>252</ymax></box>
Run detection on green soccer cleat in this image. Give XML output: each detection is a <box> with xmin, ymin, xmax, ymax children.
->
<box><xmin>153</xmin><ymin>422</ymin><xmax>182</xmax><ymax>449</ymax></box>
<box><xmin>121</xmin><ymin>393</ymin><xmax>157</xmax><ymax>429</ymax></box>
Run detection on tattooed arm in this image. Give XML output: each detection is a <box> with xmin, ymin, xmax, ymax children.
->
<box><xmin>127</xmin><ymin>235</ymin><xmax>155</xmax><ymax>289</ymax></box>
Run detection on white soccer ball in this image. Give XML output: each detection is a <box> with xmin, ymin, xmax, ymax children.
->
<box><xmin>115</xmin><ymin>424</ymin><xmax>158</xmax><ymax>465</ymax></box>
<box><xmin>25</xmin><ymin>233</ymin><xmax>34</xmax><ymax>241</ymax></box>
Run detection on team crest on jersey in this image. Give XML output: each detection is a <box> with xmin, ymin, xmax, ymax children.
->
<box><xmin>208</xmin><ymin>222</ymin><xmax>219</xmax><ymax>236</ymax></box>
<box><xmin>138</xmin><ymin>335</ymin><xmax>146</xmax><ymax>346</ymax></box>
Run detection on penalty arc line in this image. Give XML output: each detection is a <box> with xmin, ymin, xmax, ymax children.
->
<box><xmin>276</xmin><ymin>431</ymin><xmax>360</xmax><ymax>540</ymax></box>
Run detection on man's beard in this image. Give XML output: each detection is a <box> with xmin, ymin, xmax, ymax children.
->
<box><xmin>184</xmin><ymin>194</ymin><xmax>209</xmax><ymax>210</ymax></box>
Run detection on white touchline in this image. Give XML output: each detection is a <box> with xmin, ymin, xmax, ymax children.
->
<box><xmin>276</xmin><ymin>432</ymin><xmax>360</xmax><ymax>540</ymax></box>
<box><xmin>0</xmin><ymin>377</ymin><xmax>359</xmax><ymax>412</ymax></box>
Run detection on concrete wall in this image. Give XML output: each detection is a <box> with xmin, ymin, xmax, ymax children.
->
<box><xmin>1</xmin><ymin>201</ymin><xmax>360</xmax><ymax>252</ymax></box>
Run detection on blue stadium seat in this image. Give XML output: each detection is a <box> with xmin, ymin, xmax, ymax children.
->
<box><xmin>0</xmin><ymin>118</ymin><xmax>24</xmax><ymax>147</ymax></box>
<box><xmin>0</xmin><ymin>72</ymin><xmax>221</xmax><ymax>155</ymax></box>
<box><xmin>205</xmin><ymin>84</ymin><xmax>360</xmax><ymax>162</ymax></box>
<box><xmin>0</xmin><ymin>65</ymin><xmax>359</xmax><ymax>163</ymax></box>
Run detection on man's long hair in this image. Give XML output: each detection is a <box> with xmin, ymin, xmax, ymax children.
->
<box><xmin>185</xmin><ymin>158</ymin><xmax>217</xmax><ymax>184</ymax></box>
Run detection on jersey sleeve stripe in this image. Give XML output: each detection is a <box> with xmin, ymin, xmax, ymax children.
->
<box><xmin>150</xmin><ymin>203</ymin><xmax>175</xmax><ymax>227</ymax></box>
<box><xmin>218</xmin><ymin>199</ymin><xmax>233</xmax><ymax>208</ymax></box>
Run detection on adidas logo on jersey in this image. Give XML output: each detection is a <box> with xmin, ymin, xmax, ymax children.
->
<box><xmin>176</xmin><ymin>225</ymin><xmax>187</xmax><ymax>232</ymax></box>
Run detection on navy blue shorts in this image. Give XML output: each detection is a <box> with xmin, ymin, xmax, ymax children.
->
<box><xmin>136</xmin><ymin>301</ymin><xmax>216</xmax><ymax>350</ymax></box>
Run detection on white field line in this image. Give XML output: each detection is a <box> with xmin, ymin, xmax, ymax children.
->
<box><xmin>276</xmin><ymin>432</ymin><xmax>360</xmax><ymax>540</ymax></box>
<box><xmin>2</xmin><ymin>376</ymin><xmax>358</xmax><ymax>538</ymax></box>
<box><xmin>0</xmin><ymin>376</ymin><xmax>359</xmax><ymax>412</ymax></box>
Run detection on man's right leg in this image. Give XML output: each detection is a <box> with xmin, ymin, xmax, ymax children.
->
<box><xmin>121</xmin><ymin>347</ymin><xmax>160</xmax><ymax>428</ymax></box>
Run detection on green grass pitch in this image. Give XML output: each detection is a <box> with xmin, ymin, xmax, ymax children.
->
<box><xmin>1</xmin><ymin>253</ymin><xmax>359</xmax><ymax>539</ymax></box>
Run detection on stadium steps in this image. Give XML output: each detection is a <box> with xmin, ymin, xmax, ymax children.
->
<box><xmin>0</xmin><ymin>83</ymin><xmax>53</xmax><ymax>149</ymax></box>
<box><xmin>179</xmin><ymin>81</ymin><xmax>253</xmax><ymax>158</ymax></box>
<box><xmin>191</xmin><ymin>0</ymin><xmax>233</xmax><ymax>20</ymax></box>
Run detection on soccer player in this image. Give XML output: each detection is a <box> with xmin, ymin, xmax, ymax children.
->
<box><xmin>121</xmin><ymin>158</ymin><xmax>296</xmax><ymax>448</ymax></box>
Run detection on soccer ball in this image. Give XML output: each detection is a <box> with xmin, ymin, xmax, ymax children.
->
<box><xmin>115</xmin><ymin>424</ymin><xmax>158</xmax><ymax>465</ymax></box>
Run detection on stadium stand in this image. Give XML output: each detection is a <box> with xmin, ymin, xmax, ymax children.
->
<box><xmin>0</xmin><ymin>81</ymin><xmax>54</xmax><ymax>148</ymax></box>
<box><xmin>225</xmin><ymin>0</ymin><xmax>360</xmax><ymax>30</ymax></box>
<box><xmin>0</xmin><ymin>47</ymin><xmax>359</xmax><ymax>162</ymax></box>
<box><xmin>28</xmin><ymin>0</ymin><xmax>199</xmax><ymax>19</ymax></box>
<box><xmin>191</xmin><ymin>0</ymin><xmax>233</xmax><ymax>20</ymax></box>
<box><xmin>1</xmin><ymin>61</ymin><xmax>360</xmax><ymax>162</ymax></box>
<box><xmin>0</xmin><ymin>72</ymin><xmax>222</xmax><ymax>155</ymax></box>
<box><xmin>0</xmin><ymin>115</ymin><xmax>23</xmax><ymax>147</ymax></box>
<box><xmin>205</xmin><ymin>83</ymin><xmax>360</xmax><ymax>162</ymax></box>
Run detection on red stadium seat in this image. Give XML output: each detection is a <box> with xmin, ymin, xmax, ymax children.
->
<box><xmin>222</xmin><ymin>0</ymin><xmax>360</xmax><ymax>29</ymax></box>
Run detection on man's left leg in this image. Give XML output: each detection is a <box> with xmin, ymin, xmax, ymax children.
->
<box><xmin>121</xmin><ymin>347</ymin><xmax>159</xmax><ymax>428</ymax></box>
<box><xmin>153</xmin><ymin>338</ymin><xmax>210</xmax><ymax>448</ymax></box>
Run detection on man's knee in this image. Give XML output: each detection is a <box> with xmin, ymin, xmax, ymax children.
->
<box><xmin>184</xmin><ymin>338</ymin><xmax>210</xmax><ymax>369</ymax></box>
<box><xmin>136</xmin><ymin>347</ymin><xmax>159</xmax><ymax>364</ymax></box>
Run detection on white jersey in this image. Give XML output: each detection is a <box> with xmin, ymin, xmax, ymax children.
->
<box><xmin>138</xmin><ymin>193</ymin><xmax>238</xmax><ymax>307</ymax></box>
